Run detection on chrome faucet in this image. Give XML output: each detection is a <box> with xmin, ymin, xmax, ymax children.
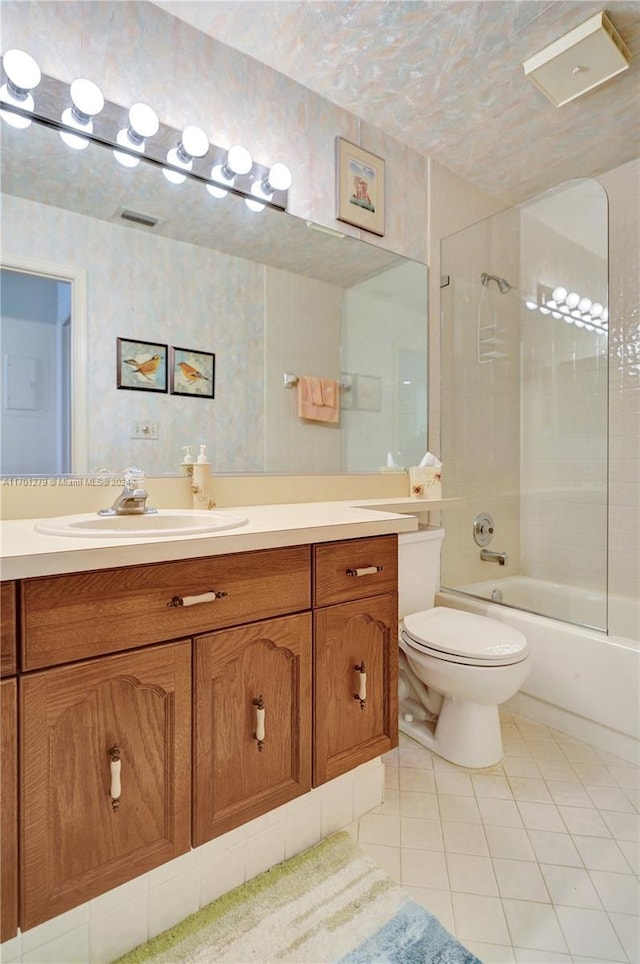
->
<box><xmin>98</xmin><ymin>468</ymin><xmax>157</xmax><ymax>516</ymax></box>
<box><xmin>480</xmin><ymin>548</ymin><xmax>508</xmax><ymax>566</ymax></box>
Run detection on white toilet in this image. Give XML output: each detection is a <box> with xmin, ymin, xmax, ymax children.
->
<box><xmin>398</xmin><ymin>528</ymin><xmax>530</xmax><ymax>768</ymax></box>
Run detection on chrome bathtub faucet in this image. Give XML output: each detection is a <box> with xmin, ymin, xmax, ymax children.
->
<box><xmin>480</xmin><ymin>548</ymin><xmax>508</xmax><ymax>566</ymax></box>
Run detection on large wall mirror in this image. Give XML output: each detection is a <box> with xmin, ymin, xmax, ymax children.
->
<box><xmin>1</xmin><ymin>110</ymin><xmax>427</xmax><ymax>478</ymax></box>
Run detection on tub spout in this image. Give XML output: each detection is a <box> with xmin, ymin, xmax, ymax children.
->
<box><xmin>480</xmin><ymin>548</ymin><xmax>508</xmax><ymax>566</ymax></box>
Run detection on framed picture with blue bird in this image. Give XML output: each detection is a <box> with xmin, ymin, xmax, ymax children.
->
<box><xmin>170</xmin><ymin>347</ymin><xmax>215</xmax><ymax>398</ymax></box>
<box><xmin>117</xmin><ymin>338</ymin><xmax>168</xmax><ymax>392</ymax></box>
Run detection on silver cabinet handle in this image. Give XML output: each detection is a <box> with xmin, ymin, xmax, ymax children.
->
<box><xmin>345</xmin><ymin>565</ymin><xmax>383</xmax><ymax>577</ymax></box>
<box><xmin>354</xmin><ymin>661</ymin><xmax>367</xmax><ymax>709</ymax></box>
<box><xmin>167</xmin><ymin>590</ymin><xmax>228</xmax><ymax>608</ymax></box>
<box><xmin>253</xmin><ymin>696</ymin><xmax>265</xmax><ymax>751</ymax></box>
<box><xmin>109</xmin><ymin>743</ymin><xmax>121</xmax><ymax>812</ymax></box>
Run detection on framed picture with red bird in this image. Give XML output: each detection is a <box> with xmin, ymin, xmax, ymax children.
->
<box><xmin>117</xmin><ymin>338</ymin><xmax>168</xmax><ymax>392</ymax></box>
<box><xmin>170</xmin><ymin>347</ymin><xmax>215</xmax><ymax>398</ymax></box>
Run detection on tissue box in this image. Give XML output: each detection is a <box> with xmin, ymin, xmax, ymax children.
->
<box><xmin>409</xmin><ymin>466</ymin><xmax>442</xmax><ymax>500</ymax></box>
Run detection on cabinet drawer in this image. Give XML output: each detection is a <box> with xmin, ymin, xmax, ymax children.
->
<box><xmin>22</xmin><ymin>545</ymin><xmax>311</xmax><ymax>670</ymax></box>
<box><xmin>1</xmin><ymin>581</ymin><xmax>17</xmax><ymax>677</ymax></box>
<box><xmin>313</xmin><ymin>535</ymin><xmax>397</xmax><ymax>608</ymax></box>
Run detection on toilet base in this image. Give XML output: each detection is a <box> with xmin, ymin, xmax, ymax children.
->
<box><xmin>399</xmin><ymin>696</ymin><xmax>504</xmax><ymax>768</ymax></box>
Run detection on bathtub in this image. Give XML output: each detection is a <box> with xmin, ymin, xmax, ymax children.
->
<box><xmin>436</xmin><ymin>577</ymin><xmax>640</xmax><ymax>765</ymax></box>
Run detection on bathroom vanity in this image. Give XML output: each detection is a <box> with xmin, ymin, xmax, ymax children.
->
<box><xmin>0</xmin><ymin>501</ymin><xmax>416</xmax><ymax>938</ymax></box>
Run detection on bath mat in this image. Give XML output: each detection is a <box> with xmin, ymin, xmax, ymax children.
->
<box><xmin>115</xmin><ymin>831</ymin><xmax>480</xmax><ymax>963</ymax></box>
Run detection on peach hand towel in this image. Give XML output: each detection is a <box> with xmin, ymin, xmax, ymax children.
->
<box><xmin>297</xmin><ymin>375</ymin><xmax>340</xmax><ymax>423</ymax></box>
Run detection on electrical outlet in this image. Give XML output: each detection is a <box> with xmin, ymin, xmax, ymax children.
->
<box><xmin>131</xmin><ymin>421</ymin><xmax>159</xmax><ymax>440</ymax></box>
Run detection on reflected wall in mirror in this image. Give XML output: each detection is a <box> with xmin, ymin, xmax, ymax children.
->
<box><xmin>1</xmin><ymin>112</ymin><xmax>427</xmax><ymax>477</ymax></box>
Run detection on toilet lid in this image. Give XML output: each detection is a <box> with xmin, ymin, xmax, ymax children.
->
<box><xmin>402</xmin><ymin>607</ymin><xmax>529</xmax><ymax>665</ymax></box>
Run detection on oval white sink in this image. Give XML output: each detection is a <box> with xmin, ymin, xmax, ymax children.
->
<box><xmin>34</xmin><ymin>510</ymin><xmax>249</xmax><ymax>538</ymax></box>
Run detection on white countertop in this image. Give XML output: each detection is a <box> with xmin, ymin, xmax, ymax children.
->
<box><xmin>0</xmin><ymin>500</ymin><xmax>431</xmax><ymax>580</ymax></box>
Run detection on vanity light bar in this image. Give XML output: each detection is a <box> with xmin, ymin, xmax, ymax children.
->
<box><xmin>0</xmin><ymin>51</ymin><xmax>292</xmax><ymax>213</ymax></box>
<box><xmin>524</xmin><ymin>285</ymin><xmax>608</xmax><ymax>332</ymax></box>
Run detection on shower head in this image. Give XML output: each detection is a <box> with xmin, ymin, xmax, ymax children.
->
<box><xmin>481</xmin><ymin>272</ymin><xmax>513</xmax><ymax>294</ymax></box>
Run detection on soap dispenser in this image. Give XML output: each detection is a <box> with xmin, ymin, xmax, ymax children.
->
<box><xmin>181</xmin><ymin>445</ymin><xmax>195</xmax><ymax>476</ymax></box>
<box><xmin>191</xmin><ymin>445</ymin><xmax>215</xmax><ymax>509</ymax></box>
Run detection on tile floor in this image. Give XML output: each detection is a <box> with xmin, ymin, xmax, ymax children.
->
<box><xmin>353</xmin><ymin>711</ymin><xmax>640</xmax><ymax>963</ymax></box>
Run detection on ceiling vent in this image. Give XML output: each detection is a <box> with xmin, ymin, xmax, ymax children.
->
<box><xmin>522</xmin><ymin>10</ymin><xmax>631</xmax><ymax>107</ymax></box>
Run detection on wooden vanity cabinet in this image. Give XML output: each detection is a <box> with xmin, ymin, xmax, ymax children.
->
<box><xmin>1</xmin><ymin>677</ymin><xmax>18</xmax><ymax>942</ymax></box>
<box><xmin>1</xmin><ymin>580</ymin><xmax>17</xmax><ymax>677</ymax></box>
<box><xmin>193</xmin><ymin>612</ymin><xmax>312</xmax><ymax>845</ymax></box>
<box><xmin>20</xmin><ymin>641</ymin><xmax>191</xmax><ymax>931</ymax></box>
<box><xmin>313</xmin><ymin>535</ymin><xmax>398</xmax><ymax>785</ymax></box>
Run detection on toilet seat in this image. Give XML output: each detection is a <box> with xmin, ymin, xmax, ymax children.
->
<box><xmin>402</xmin><ymin>606</ymin><xmax>529</xmax><ymax>666</ymax></box>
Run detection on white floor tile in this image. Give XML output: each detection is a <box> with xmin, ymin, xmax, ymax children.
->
<box><xmin>517</xmin><ymin>801</ymin><xmax>565</xmax><ymax>832</ymax></box>
<box><xmin>485</xmin><ymin>825</ymin><xmax>536</xmax><ymax>862</ymax></box>
<box><xmin>397</xmin><ymin>745</ymin><xmax>434</xmax><ymax>769</ymax></box>
<box><xmin>527</xmin><ymin>829</ymin><xmax>583</xmax><ymax>867</ymax></box>
<box><xmin>514</xmin><ymin>949</ymin><xmax>572</xmax><ymax>962</ymax></box>
<box><xmin>434</xmin><ymin>770</ymin><xmax>474</xmax><ymax>796</ymax></box>
<box><xmin>503</xmin><ymin>756</ymin><xmax>541</xmax><ymax>778</ymax></box>
<box><xmin>539</xmin><ymin>864</ymin><xmax>603</xmax><ymax>910</ymax></box>
<box><xmin>609</xmin><ymin>766</ymin><xmax>640</xmax><ymax>789</ymax></box>
<box><xmin>476</xmin><ymin>796</ymin><xmax>524</xmax><ymax>828</ymax></box>
<box><xmin>399</xmin><ymin>789</ymin><xmax>439</xmax><ymax>819</ymax></box>
<box><xmin>546</xmin><ymin>780</ymin><xmax>594</xmax><ymax>807</ymax></box>
<box><xmin>401</xmin><ymin>847</ymin><xmax>449</xmax><ymax>889</ymax></box>
<box><xmin>617</xmin><ymin>838</ymin><xmax>640</xmax><ymax>873</ymax></box>
<box><xmin>589</xmin><ymin>869</ymin><xmax>640</xmax><ymax>915</ymax></box>
<box><xmin>509</xmin><ymin>777</ymin><xmax>554</xmax><ymax>804</ymax></box>
<box><xmin>600</xmin><ymin>809</ymin><xmax>640</xmax><ymax>841</ymax></box>
<box><xmin>609</xmin><ymin>910</ymin><xmax>640</xmax><ymax>961</ymax></box>
<box><xmin>554</xmin><ymin>905</ymin><xmax>627</xmax><ymax>960</ymax></box>
<box><xmin>404</xmin><ymin>886</ymin><xmax>455</xmax><ymax>933</ymax></box>
<box><xmin>572</xmin><ymin>834</ymin><xmax>634</xmax><ymax>873</ymax></box>
<box><xmin>558</xmin><ymin>804</ymin><xmax>613</xmax><ymax>837</ymax></box>
<box><xmin>585</xmin><ymin>785</ymin><xmax>636</xmax><ymax>813</ymax></box>
<box><xmin>471</xmin><ymin>774</ymin><xmax>514</xmax><ymax>799</ymax></box>
<box><xmin>400</xmin><ymin>815</ymin><xmax>445</xmax><ymax>851</ymax></box>
<box><xmin>398</xmin><ymin>766</ymin><xmax>436</xmax><ymax>793</ymax></box>
<box><xmin>438</xmin><ymin>793</ymin><xmax>482</xmax><ymax>824</ymax></box>
<box><xmin>451</xmin><ymin>892</ymin><xmax>510</xmax><ymax>945</ymax></box>
<box><xmin>445</xmin><ymin>853</ymin><xmax>499</xmax><ymax>897</ymax></box>
<box><xmin>372</xmin><ymin>787</ymin><xmax>401</xmax><ymax>815</ymax></box>
<box><xmin>492</xmin><ymin>858</ymin><xmax>550</xmax><ymax>902</ymax></box>
<box><xmin>442</xmin><ymin>821</ymin><xmax>490</xmax><ymax>857</ymax></box>
<box><xmin>358</xmin><ymin>811</ymin><xmax>400</xmax><ymax>847</ymax></box>
<box><xmin>465</xmin><ymin>940</ymin><xmax>515</xmax><ymax>962</ymax></box>
<box><xmin>502</xmin><ymin>898</ymin><xmax>568</xmax><ymax>953</ymax></box>
<box><xmin>572</xmin><ymin>763</ymin><xmax>618</xmax><ymax>787</ymax></box>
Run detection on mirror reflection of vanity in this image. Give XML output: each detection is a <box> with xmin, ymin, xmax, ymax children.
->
<box><xmin>1</xmin><ymin>110</ymin><xmax>428</xmax><ymax>478</ymax></box>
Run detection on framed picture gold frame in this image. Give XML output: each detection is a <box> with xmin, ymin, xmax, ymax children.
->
<box><xmin>336</xmin><ymin>137</ymin><xmax>385</xmax><ymax>236</ymax></box>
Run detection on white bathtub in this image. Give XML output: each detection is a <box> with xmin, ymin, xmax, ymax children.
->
<box><xmin>436</xmin><ymin>577</ymin><xmax>640</xmax><ymax>765</ymax></box>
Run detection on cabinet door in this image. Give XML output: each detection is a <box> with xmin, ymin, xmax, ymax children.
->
<box><xmin>194</xmin><ymin>613</ymin><xmax>312</xmax><ymax>845</ymax></box>
<box><xmin>1</xmin><ymin>678</ymin><xmax>18</xmax><ymax>942</ymax></box>
<box><xmin>314</xmin><ymin>593</ymin><xmax>398</xmax><ymax>785</ymax></box>
<box><xmin>20</xmin><ymin>641</ymin><xmax>191</xmax><ymax>931</ymax></box>
<box><xmin>1</xmin><ymin>581</ymin><xmax>17</xmax><ymax>677</ymax></box>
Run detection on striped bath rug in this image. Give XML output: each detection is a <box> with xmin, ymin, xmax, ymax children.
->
<box><xmin>115</xmin><ymin>832</ymin><xmax>480</xmax><ymax>963</ymax></box>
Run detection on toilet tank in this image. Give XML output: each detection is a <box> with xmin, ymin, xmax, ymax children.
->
<box><xmin>398</xmin><ymin>527</ymin><xmax>445</xmax><ymax>618</ymax></box>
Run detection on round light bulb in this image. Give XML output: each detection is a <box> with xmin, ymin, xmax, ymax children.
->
<box><xmin>163</xmin><ymin>146</ymin><xmax>191</xmax><ymax>183</ymax></box>
<box><xmin>129</xmin><ymin>102</ymin><xmax>158</xmax><ymax>139</ymax></box>
<box><xmin>539</xmin><ymin>306</ymin><xmax>550</xmax><ymax>315</ymax></box>
<box><xmin>3</xmin><ymin>49</ymin><xmax>41</xmax><ymax>90</ymax></box>
<box><xmin>227</xmin><ymin>145</ymin><xmax>252</xmax><ymax>175</ymax></box>
<box><xmin>601</xmin><ymin>308</ymin><xmax>608</xmax><ymax>322</ymax></box>
<box><xmin>113</xmin><ymin>129</ymin><xmax>141</xmax><ymax>167</ymax></box>
<box><xmin>565</xmin><ymin>291</ymin><xmax>580</xmax><ymax>309</ymax></box>
<box><xmin>245</xmin><ymin>197</ymin><xmax>265</xmax><ymax>213</ymax></box>
<box><xmin>546</xmin><ymin>299</ymin><xmax>557</xmax><ymax>309</ymax></box>
<box><xmin>574</xmin><ymin>320</ymin><xmax>584</xmax><ymax>329</ymax></box>
<box><xmin>525</xmin><ymin>301</ymin><xmax>537</xmax><ymax>310</ymax></box>
<box><xmin>551</xmin><ymin>312</ymin><xmax>562</xmax><ymax>319</ymax></box>
<box><xmin>578</xmin><ymin>297</ymin><xmax>592</xmax><ymax>313</ymax></box>
<box><xmin>552</xmin><ymin>286</ymin><xmax>567</xmax><ymax>304</ymax></box>
<box><xmin>70</xmin><ymin>78</ymin><xmax>104</xmax><ymax>117</ymax></box>
<box><xmin>0</xmin><ymin>86</ymin><xmax>34</xmax><ymax>128</ymax></box>
<box><xmin>181</xmin><ymin>125</ymin><xmax>209</xmax><ymax>158</ymax></box>
<box><xmin>559</xmin><ymin>305</ymin><xmax>569</xmax><ymax>314</ymax></box>
<box><xmin>206</xmin><ymin>183</ymin><xmax>228</xmax><ymax>199</ymax></box>
<box><xmin>267</xmin><ymin>162</ymin><xmax>292</xmax><ymax>191</ymax></box>
<box><xmin>59</xmin><ymin>107</ymin><xmax>91</xmax><ymax>149</ymax></box>
<box><xmin>590</xmin><ymin>302</ymin><xmax>603</xmax><ymax>317</ymax></box>
<box><xmin>211</xmin><ymin>163</ymin><xmax>233</xmax><ymax>186</ymax></box>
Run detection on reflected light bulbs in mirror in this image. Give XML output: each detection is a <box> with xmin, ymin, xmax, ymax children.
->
<box><xmin>114</xmin><ymin>102</ymin><xmax>159</xmax><ymax>167</ymax></box>
<box><xmin>59</xmin><ymin>78</ymin><xmax>104</xmax><ymax>150</ymax></box>
<box><xmin>245</xmin><ymin>197</ymin><xmax>265</xmax><ymax>213</ymax></box>
<box><xmin>552</xmin><ymin>286</ymin><xmax>568</xmax><ymax>304</ymax></box>
<box><xmin>0</xmin><ymin>49</ymin><xmax>41</xmax><ymax>129</ymax></box>
<box><xmin>211</xmin><ymin>145</ymin><xmax>252</xmax><ymax>186</ymax></box>
<box><xmin>163</xmin><ymin>125</ymin><xmax>208</xmax><ymax>184</ymax></box>
<box><xmin>565</xmin><ymin>291</ymin><xmax>580</xmax><ymax>309</ymax></box>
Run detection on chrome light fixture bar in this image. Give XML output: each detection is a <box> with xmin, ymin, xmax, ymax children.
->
<box><xmin>0</xmin><ymin>52</ymin><xmax>292</xmax><ymax>213</ymax></box>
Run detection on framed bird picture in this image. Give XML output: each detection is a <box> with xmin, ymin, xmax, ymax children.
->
<box><xmin>117</xmin><ymin>338</ymin><xmax>168</xmax><ymax>392</ymax></box>
<box><xmin>170</xmin><ymin>347</ymin><xmax>215</xmax><ymax>398</ymax></box>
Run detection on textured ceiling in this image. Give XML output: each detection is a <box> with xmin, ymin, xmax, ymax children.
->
<box><xmin>153</xmin><ymin>0</ymin><xmax>640</xmax><ymax>203</ymax></box>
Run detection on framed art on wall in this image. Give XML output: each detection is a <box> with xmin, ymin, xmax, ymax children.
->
<box><xmin>336</xmin><ymin>137</ymin><xmax>385</xmax><ymax>236</ymax></box>
<box><xmin>170</xmin><ymin>347</ymin><xmax>215</xmax><ymax>398</ymax></box>
<box><xmin>117</xmin><ymin>338</ymin><xmax>168</xmax><ymax>392</ymax></box>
